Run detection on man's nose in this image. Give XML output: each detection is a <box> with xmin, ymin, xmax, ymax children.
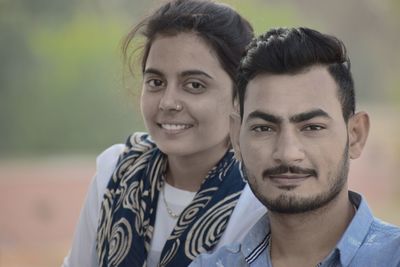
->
<box><xmin>272</xmin><ymin>129</ymin><xmax>305</xmax><ymax>165</ymax></box>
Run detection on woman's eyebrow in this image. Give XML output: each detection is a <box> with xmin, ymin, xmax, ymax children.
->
<box><xmin>181</xmin><ymin>70</ymin><xmax>213</xmax><ymax>79</ymax></box>
<box><xmin>143</xmin><ymin>68</ymin><xmax>163</xmax><ymax>76</ymax></box>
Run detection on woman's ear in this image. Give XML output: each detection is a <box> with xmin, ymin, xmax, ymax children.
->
<box><xmin>230</xmin><ymin>112</ymin><xmax>242</xmax><ymax>162</ymax></box>
<box><xmin>348</xmin><ymin>111</ymin><xmax>370</xmax><ymax>159</ymax></box>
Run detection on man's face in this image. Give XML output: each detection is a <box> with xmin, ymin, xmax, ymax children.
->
<box><xmin>233</xmin><ymin>66</ymin><xmax>351</xmax><ymax>213</ymax></box>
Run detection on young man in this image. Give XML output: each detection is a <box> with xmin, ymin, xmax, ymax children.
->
<box><xmin>190</xmin><ymin>27</ymin><xmax>400</xmax><ymax>266</ymax></box>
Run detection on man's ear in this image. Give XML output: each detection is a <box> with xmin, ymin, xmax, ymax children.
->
<box><xmin>230</xmin><ymin>112</ymin><xmax>242</xmax><ymax>162</ymax></box>
<box><xmin>348</xmin><ymin>111</ymin><xmax>370</xmax><ymax>159</ymax></box>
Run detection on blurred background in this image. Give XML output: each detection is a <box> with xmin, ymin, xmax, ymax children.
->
<box><xmin>0</xmin><ymin>0</ymin><xmax>399</xmax><ymax>266</ymax></box>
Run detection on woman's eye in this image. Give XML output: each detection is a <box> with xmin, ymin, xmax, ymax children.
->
<box><xmin>144</xmin><ymin>78</ymin><xmax>165</xmax><ymax>91</ymax></box>
<box><xmin>147</xmin><ymin>79</ymin><xmax>164</xmax><ymax>87</ymax></box>
<box><xmin>185</xmin><ymin>81</ymin><xmax>206</xmax><ymax>93</ymax></box>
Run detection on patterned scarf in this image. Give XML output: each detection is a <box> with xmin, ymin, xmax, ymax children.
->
<box><xmin>96</xmin><ymin>133</ymin><xmax>245</xmax><ymax>267</ymax></box>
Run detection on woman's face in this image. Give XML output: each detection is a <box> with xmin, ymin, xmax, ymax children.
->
<box><xmin>140</xmin><ymin>32</ymin><xmax>233</xmax><ymax>159</ymax></box>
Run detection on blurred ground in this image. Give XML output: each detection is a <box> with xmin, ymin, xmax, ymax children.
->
<box><xmin>0</xmin><ymin>157</ymin><xmax>94</xmax><ymax>267</ymax></box>
<box><xmin>0</xmin><ymin>107</ymin><xmax>399</xmax><ymax>267</ymax></box>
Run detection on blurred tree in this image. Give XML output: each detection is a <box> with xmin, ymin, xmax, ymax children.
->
<box><xmin>0</xmin><ymin>0</ymin><xmax>146</xmax><ymax>156</ymax></box>
<box><xmin>0</xmin><ymin>0</ymin><xmax>399</xmax><ymax>157</ymax></box>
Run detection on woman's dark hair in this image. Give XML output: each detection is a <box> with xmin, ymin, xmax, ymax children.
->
<box><xmin>122</xmin><ymin>0</ymin><xmax>253</xmax><ymax>98</ymax></box>
<box><xmin>237</xmin><ymin>27</ymin><xmax>355</xmax><ymax>121</ymax></box>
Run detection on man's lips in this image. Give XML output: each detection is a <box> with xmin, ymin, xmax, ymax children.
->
<box><xmin>268</xmin><ymin>173</ymin><xmax>313</xmax><ymax>179</ymax></box>
<box><xmin>263</xmin><ymin>165</ymin><xmax>318</xmax><ymax>179</ymax></box>
<box><xmin>267</xmin><ymin>173</ymin><xmax>313</xmax><ymax>186</ymax></box>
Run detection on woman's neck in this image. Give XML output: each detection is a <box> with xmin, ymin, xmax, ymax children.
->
<box><xmin>165</xmin><ymin>142</ymin><xmax>229</xmax><ymax>192</ymax></box>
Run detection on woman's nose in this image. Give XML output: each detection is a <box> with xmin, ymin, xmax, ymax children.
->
<box><xmin>159</xmin><ymin>87</ymin><xmax>183</xmax><ymax>112</ymax></box>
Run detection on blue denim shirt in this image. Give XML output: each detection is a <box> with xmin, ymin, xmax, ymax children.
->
<box><xmin>190</xmin><ymin>192</ymin><xmax>400</xmax><ymax>267</ymax></box>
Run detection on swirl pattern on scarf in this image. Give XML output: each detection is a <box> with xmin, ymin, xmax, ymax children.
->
<box><xmin>96</xmin><ymin>133</ymin><xmax>245</xmax><ymax>267</ymax></box>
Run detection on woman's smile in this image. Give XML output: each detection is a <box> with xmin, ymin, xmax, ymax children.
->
<box><xmin>158</xmin><ymin>122</ymin><xmax>194</xmax><ymax>134</ymax></box>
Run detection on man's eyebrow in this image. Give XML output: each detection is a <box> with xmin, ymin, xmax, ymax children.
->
<box><xmin>289</xmin><ymin>109</ymin><xmax>331</xmax><ymax>123</ymax></box>
<box><xmin>181</xmin><ymin>70</ymin><xmax>213</xmax><ymax>79</ymax></box>
<box><xmin>246</xmin><ymin>110</ymin><xmax>282</xmax><ymax>124</ymax></box>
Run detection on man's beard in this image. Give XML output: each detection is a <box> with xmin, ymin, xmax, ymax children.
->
<box><xmin>242</xmin><ymin>141</ymin><xmax>349</xmax><ymax>214</ymax></box>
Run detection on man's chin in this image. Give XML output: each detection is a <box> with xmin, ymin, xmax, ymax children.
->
<box><xmin>261</xmin><ymin>192</ymin><xmax>338</xmax><ymax>214</ymax></box>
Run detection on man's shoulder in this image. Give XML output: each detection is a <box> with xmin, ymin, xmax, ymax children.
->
<box><xmin>353</xmin><ymin>218</ymin><xmax>400</xmax><ymax>264</ymax></box>
<box><xmin>368</xmin><ymin>217</ymin><xmax>400</xmax><ymax>244</ymax></box>
<box><xmin>189</xmin><ymin>243</ymin><xmax>249</xmax><ymax>267</ymax></box>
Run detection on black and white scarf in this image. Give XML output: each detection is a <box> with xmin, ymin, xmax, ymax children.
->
<box><xmin>96</xmin><ymin>132</ymin><xmax>245</xmax><ymax>267</ymax></box>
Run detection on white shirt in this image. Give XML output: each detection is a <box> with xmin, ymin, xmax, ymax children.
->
<box><xmin>147</xmin><ymin>183</ymin><xmax>196</xmax><ymax>267</ymax></box>
<box><xmin>62</xmin><ymin>144</ymin><xmax>266</xmax><ymax>267</ymax></box>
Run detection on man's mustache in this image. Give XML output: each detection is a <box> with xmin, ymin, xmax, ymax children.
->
<box><xmin>263</xmin><ymin>165</ymin><xmax>317</xmax><ymax>178</ymax></box>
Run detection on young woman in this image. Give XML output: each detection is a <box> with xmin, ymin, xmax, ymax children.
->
<box><xmin>63</xmin><ymin>1</ymin><xmax>265</xmax><ymax>266</ymax></box>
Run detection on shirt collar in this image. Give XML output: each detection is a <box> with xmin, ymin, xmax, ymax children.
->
<box><xmin>334</xmin><ymin>191</ymin><xmax>374</xmax><ymax>266</ymax></box>
<box><xmin>240</xmin><ymin>213</ymin><xmax>271</xmax><ymax>262</ymax></box>
<box><xmin>239</xmin><ymin>191</ymin><xmax>374</xmax><ymax>266</ymax></box>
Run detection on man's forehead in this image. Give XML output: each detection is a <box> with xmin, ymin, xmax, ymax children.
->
<box><xmin>246</xmin><ymin>66</ymin><xmax>336</xmax><ymax>93</ymax></box>
<box><xmin>243</xmin><ymin>66</ymin><xmax>341</xmax><ymax>118</ymax></box>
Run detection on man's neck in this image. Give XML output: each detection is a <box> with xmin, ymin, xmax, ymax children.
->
<box><xmin>268</xmin><ymin>190</ymin><xmax>355</xmax><ymax>267</ymax></box>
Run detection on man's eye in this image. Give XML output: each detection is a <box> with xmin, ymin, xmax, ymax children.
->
<box><xmin>188</xmin><ymin>82</ymin><xmax>203</xmax><ymax>89</ymax></box>
<box><xmin>303</xmin><ymin>125</ymin><xmax>325</xmax><ymax>131</ymax></box>
<box><xmin>252</xmin><ymin>125</ymin><xmax>274</xmax><ymax>132</ymax></box>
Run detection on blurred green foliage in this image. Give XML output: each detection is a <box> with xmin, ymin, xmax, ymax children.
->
<box><xmin>0</xmin><ymin>0</ymin><xmax>399</xmax><ymax>157</ymax></box>
<box><xmin>0</xmin><ymin>0</ymin><xmax>147</xmax><ymax>156</ymax></box>
<box><xmin>226</xmin><ymin>0</ymin><xmax>301</xmax><ymax>33</ymax></box>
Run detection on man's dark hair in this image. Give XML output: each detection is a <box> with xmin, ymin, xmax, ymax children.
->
<box><xmin>237</xmin><ymin>27</ymin><xmax>355</xmax><ymax>121</ymax></box>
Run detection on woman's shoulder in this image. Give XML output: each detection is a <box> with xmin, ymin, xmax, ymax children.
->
<box><xmin>96</xmin><ymin>132</ymin><xmax>156</xmax><ymax>161</ymax></box>
<box><xmin>93</xmin><ymin>144</ymin><xmax>125</xmax><ymax>194</ymax></box>
<box><xmin>96</xmin><ymin>144</ymin><xmax>125</xmax><ymax>166</ymax></box>
<box><xmin>95</xmin><ymin>132</ymin><xmax>156</xmax><ymax>187</ymax></box>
